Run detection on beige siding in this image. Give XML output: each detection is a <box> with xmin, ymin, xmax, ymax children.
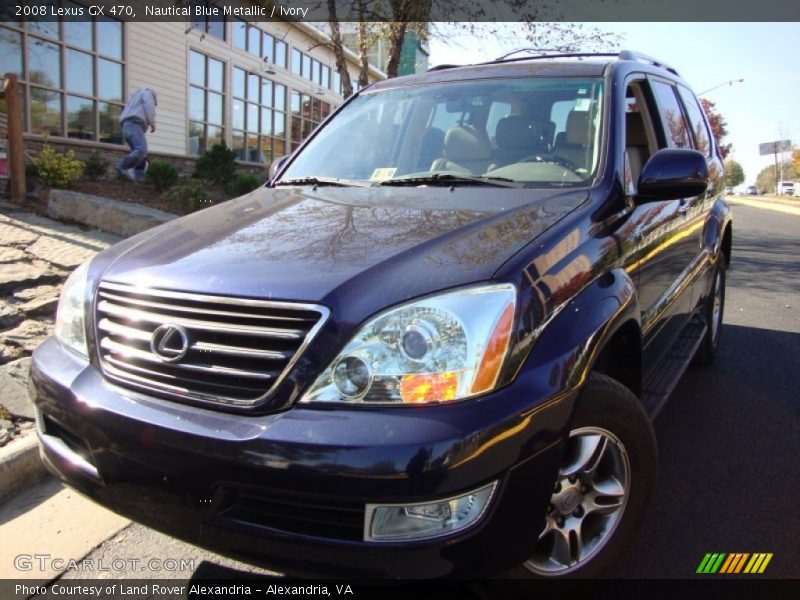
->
<box><xmin>126</xmin><ymin>21</ymin><xmax>187</xmax><ymax>156</ymax></box>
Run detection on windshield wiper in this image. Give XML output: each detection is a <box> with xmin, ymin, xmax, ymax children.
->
<box><xmin>274</xmin><ymin>176</ymin><xmax>372</xmax><ymax>188</ymax></box>
<box><xmin>378</xmin><ymin>173</ymin><xmax>523</xmax><ymax>188</ymax></box>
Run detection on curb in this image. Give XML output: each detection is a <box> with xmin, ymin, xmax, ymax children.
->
<box><xmin>0</xmin><ymin>433</ymin><xmax>50</xmax><ymax>504</ymax></box>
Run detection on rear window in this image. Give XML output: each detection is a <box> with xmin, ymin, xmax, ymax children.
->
<box><xmin>677</xmin><ymin>86</ymin><xmax>713</xmax><ymax>156</ymax></box>
<box><xmin>650</xmin><ymin>81</ymin><xmax>691</xmax><ymax>149</ymax></box>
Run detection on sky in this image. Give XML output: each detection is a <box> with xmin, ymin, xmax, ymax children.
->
<box><xmin>429</xmin><ymin>23</ymin><xmax>800</xmax><ymax>188</ymax></box>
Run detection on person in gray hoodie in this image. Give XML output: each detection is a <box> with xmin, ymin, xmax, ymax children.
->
<box><xmin>116</xmin><ymin>88</ymin><xmax>157</xmax><ymax>182</ymax></box>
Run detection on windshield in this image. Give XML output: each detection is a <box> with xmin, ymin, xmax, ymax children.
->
<box><xmin>279</xmin><ymin>77</ymin><xmax>604</xmax><ymax>188</ymax></box>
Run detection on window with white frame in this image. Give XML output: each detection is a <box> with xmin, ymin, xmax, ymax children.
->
<box><xmin>188</xmin><ymin>50</ymin><xmax>225</xmax><ymax>155</ymax></box>
<box><xmin>0</xmin><ymin>6</ymin><xmax>125</xmax><ymax>144</ymax></box>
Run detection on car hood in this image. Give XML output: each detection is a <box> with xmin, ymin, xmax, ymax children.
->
<box><xmin>99</xmin><ymin>185</ymin><xmax>585</xmax><ymax>319</ymax></box>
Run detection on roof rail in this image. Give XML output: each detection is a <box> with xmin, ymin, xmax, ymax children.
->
<box><xmin>428</xmin><ymin>50</ymin><xmax>680</xmax><ymax>76</ymax></box>
<box><xmin>480</xmin><ymin>52</ymin><xmax>621</xmax><ymax>67</ymax></box>
<box><xmin>427</xmin><ymin>64</ymin><xmax>462</xmax><ymax>72</ymax></box>
<box><xmin>617</xmin><ymin>50</ymin><xmax>680</xmax><ymax>76</ymax></box>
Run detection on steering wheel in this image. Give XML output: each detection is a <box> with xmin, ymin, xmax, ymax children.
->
<box><xmin>520</xmin><ymin>154</ymin><xmax>581</xmax><ymax>174</ymax></box>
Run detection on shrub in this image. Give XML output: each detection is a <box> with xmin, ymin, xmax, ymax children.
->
<box><xmin>83</xmin><ymin>150</ymin><xmax>109</xmax><ymax>181</ymax></box>
<box><xmin>25</xmin><ymin>162</ymin><xmax>38</xmax><ymax>179</ymax></box>
<box><xmin>145</xmin><ymin>160</ymin><xmax>179</xmax><ymax>191</ymax></box>
<box><xmin>163</xmin><ymin>181</ymin><xmax>214</xmax><ymax>213</ymax></box>
<box><xmin>225</xmin><ymin>172</ymin><xmax>262</xmax><ymax>197</ymax></box>
<box><xmin>33</xmin><ymin>145</ymin><xmax>83</xmax><ymax>187</ymax></box>
<box><xmin>193</xmin><ymin>143</ymin><xmax>236</xmax><ymax>185</ymax></box>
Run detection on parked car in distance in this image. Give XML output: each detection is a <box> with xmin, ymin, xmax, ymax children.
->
<box><xmin>746</xmin><ymin>185</ymin><xmax>758</xmax><ymax>195</ymax></box>
<box><xmin>777</xmin><ymin>181</ymin><xmax>795</xmax><ymax>196</ymax></box>
<box><xmin>32</xmin><ymin>50</ymin><xmax>732</xmax><ymax>579</ymax></box>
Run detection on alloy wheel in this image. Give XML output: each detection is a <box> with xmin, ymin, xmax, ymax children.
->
<box><xmin>524</xmin><ymin>426</ymin><xmax>631</xmax><ymax>575</ymax></box>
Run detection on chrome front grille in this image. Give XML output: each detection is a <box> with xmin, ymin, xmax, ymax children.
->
<box><xmin>94</xmin><ymin>282</ymin><xmax>329</xmax><ymax>408</ymax></box>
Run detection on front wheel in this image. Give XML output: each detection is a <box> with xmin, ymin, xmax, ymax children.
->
<box><xmin>519</xmin><ymin>373</ymin><xmax>657</xmax><ymax>578</ymax></box>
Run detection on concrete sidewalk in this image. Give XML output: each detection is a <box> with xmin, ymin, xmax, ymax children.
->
<box><xmin>0</xmin><ymin>479</ymin><xmax>130</xmax><ymax>580</ymax></box>
<box><xmin>728</xmin><ymin>194</ymin><xmax>800</xmax><ymax>216</ymax></box>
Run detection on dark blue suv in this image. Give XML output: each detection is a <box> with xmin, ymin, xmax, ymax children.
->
<box><xmin>31</xmin><ymin>51</ymin><xmax>731</xmax><ymax>578</ymax></box>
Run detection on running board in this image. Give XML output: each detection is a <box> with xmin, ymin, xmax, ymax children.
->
<box><xmin>642</xmin><ymin>318</ymin><xmax>707</xmax><ymax>419</ymax></box>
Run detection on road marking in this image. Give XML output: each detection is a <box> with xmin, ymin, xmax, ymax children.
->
<box><xmin>728</xmin><ymin>197</ymin><xmax>800</xmax><ymax>216</ymax></box>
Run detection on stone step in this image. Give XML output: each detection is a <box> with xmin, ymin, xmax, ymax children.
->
<box><xmin>47</xmin><ymin>189</ymin><xmax>177</xmax><ymax>238</ymax></box>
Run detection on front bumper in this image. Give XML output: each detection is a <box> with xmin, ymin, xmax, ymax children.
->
<box><xmin>30</xmin><ymin>337</ymin><xmax>575</xmax><ymax>578</ymax></box>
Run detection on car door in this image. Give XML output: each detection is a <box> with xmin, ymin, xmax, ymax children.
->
<box><xmin>623</xmin><ymin>77</ymin><xmax>703</xmax><ymax>373</ymax></box>
<box><xmin>675</xmin><ymin>84</ymin><xmax>724</xmax><ymax>312</ymax></box>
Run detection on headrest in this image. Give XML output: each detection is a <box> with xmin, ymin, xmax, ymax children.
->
<box><xmin>496</xmin><ymin>116</ymin><xmax>536</xmax><ymax>150</ymax></box>
<box><xmin>565</xmin><ymin>110</ymin><xmax>591</xmax><ymax>145</ymax></box>
<box><xmin>626</xmin><ymin>112</ymin><xmax>648</xmax><ymax>147</ymax></box>
<box><xmin>444</xmin><ymin>125</ymin><xmax>492</xmax><ymax>161</ymax></box>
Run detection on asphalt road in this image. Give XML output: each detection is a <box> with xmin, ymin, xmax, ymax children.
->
<box><xmin>617</xmin><ymin>202</ymin><xmax>800</xmax><ymax>578</ymax></box>
<box><xmin>13</xmin><ymin>200</ymin><xmax>800</xmax><ymax>581</ymax></box>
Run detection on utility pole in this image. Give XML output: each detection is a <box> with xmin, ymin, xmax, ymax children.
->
<box><xmin>774</xmin><ymin>144</ymin><xmax>779</xmax><ymax>194</ymax></box>
<box><xmin>1</xmin><ymin>74</ymin><xmax>25</xmax><ymax>203</ymax></box>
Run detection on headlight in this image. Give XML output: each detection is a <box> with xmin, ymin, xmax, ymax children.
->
<box><xmin>54</xmin><ymin>259</ymin><xmax>90</xmax><ymax>358</ymax></box>
<box><xmin>301</xmin><ymin>283</ymin><xmax>516</xmax><ymax>405</ymax></box>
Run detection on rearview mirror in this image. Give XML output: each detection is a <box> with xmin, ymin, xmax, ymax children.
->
<box><xmin>269</xmin><ymin>155</ymin><xmax>289</xmax><ymax>182</ymax></box>
<box><xmin>637</xmin><ymin>148</ymin><xmax>709</xmax><ymax>201</ymax></box>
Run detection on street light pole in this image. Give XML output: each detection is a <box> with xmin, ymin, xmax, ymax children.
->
<box><xmin>699</xmin><ymin>78</ymin><xmax>744</xmax><ymax>96</ymax></box>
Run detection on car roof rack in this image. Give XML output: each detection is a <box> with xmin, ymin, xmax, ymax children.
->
<box><xmin>427</xmin><ymin>64</ymin><xmax>462</xmax><ymax>72</ymax></box>
<box><xmin>472</xmin><ymin>49</ymin><xmax>680</xmax><ymax>76</ymax></box>
<box><xmin>617</xmin><ymin>50</ymin><xmax>680</xmax><ymax>76</ymax></box>
<box><xmin>480</xmin><ymin>51</ymin><xmax>621</xmax><ymax>67</ymax></box>
<box><xmin>426</xmin><ymin>50</ymin><xmax>680</xmax><ymax>77</ymax></box>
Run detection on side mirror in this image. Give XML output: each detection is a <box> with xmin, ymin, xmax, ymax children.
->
<box><xmin>637</xmin><ymin>148</ymin><xmax>709</xmax><ymax>201</ymax></box>
<box><xmin>268</xmin><ymin>155</ymin><xmax>289</xmax><ymax>182</ymax></box>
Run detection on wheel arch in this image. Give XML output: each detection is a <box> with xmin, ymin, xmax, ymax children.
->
<box><xmin>721</xmin><ymin>221</ymin><xmax>732</xmax><ymax>267</ymax></box>
<box><xmin>514</xmin><ymin>267</ymin><xmax>643</xmax><ymax>409</ymax></box>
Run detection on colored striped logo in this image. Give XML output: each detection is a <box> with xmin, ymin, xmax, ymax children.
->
<box><xmin>696</xmin><ymin>553</ymin><xmax>773</xmax><ymax>574</ymax></box>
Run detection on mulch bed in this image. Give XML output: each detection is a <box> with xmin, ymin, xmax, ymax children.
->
<box><xmin>68</xmin><ymin>178</ymin><xmax>228</xmax><ymax>216</ymax></box>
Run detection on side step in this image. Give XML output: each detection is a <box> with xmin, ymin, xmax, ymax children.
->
<box><xmin>642</xmin><ymin>318</ymin><xmax>707</xmax><ymax>418</ymax></box>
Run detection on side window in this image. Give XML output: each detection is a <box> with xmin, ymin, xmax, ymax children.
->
<box><xmin>677</xmin><ymin>86</ymin><xmax>712</xmax><ymax>156</ymax></box>
<box><xmin>650</xmin><ymin>81</ymin><xmax>690</xmax><ymax>149</ymax></box>
<box><xmin>623</xmin><ymin>81</ymin><xmax>658</xmax><ymax>195</ymax></box>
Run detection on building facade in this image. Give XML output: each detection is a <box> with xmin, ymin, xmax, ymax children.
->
<box><xmin>0</xmin><ymin>8</ymin><xmax>384</xmax><ymax>168</ymax></box>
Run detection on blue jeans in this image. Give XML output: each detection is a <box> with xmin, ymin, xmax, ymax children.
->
<box><xmin>117</xmin><ymin>120</ymin><xmax>148</xmax><ymax>181</ymax></box>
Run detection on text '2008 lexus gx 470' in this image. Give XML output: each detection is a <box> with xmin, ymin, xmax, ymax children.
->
<box><xmin>32</xmin><ymin>50</ymin><xmax>731</xmax><ymax>578</ymax></box>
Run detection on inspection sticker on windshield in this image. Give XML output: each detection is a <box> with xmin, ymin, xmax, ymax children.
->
<box><xmin>370</xmin><ymin>168</ymin><xmax>398</xmax><ymax>181</ymax></box>
<box><xmin>574</xmin><ymin>98</ymin><xmax>592</xmax><ymax>111</ymax></box>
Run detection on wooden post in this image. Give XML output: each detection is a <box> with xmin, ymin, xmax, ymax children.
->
<box><xmin>2</xmin><ymin>73</ymin><xmax>26</xmax><ymax>202</ymax></box>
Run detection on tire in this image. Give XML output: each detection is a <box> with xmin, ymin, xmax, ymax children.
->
<box><xmin>512</xmin><ymin>372</ymin><xmax>658</xmax><ymax>578</ymax></box>
<box><xmin>694</xmin><ymin>259</ymin><xmax>726</xmax><ymax>365</ymax></box>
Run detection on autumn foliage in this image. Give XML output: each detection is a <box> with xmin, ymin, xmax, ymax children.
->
<box><xmin>699</xmin><ymin>98</ymin><xmax>731</xmax><ymax>159</ymax></box>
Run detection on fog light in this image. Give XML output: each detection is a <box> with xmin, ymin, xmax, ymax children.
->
<box><xmin>365</xmin><ymin>481</ymin><xmax>497</xmax><ymax>542</ymax></box>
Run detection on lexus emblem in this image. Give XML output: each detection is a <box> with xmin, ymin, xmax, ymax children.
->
<box><xmin>150</xmin><ymin>324</ymin><xmax>190</xmax><ymax>362</ymax></box>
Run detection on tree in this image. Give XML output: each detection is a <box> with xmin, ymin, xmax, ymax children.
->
<box><xmin>723</xmin><ymin>159</ymin><xmax>744</xmax><ymax>188</ymax></box>
<box><xmin>312</xmin><ymin>1</ymin><xmax>621</xmax><ymax>97</ymax></box>
<box><xmin>793</xmin><ymin>148</ymin><xmax>800</xmax><ymax>174</ymax></box>
<box><xmin>699</xmin><ymin>98</ymin><xmax>731</xmax><ymax>159</ymax></box>
<box><xmin>756</xmin><ymin>160</ymin><xmax>796</xmax><ymax>195</ymax></box>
